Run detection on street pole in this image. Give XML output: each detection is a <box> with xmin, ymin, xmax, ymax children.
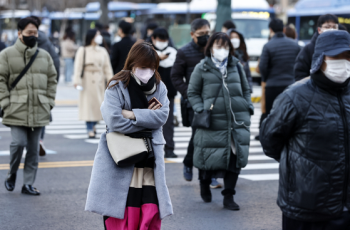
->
<box><xmin>100</xmin><ymin>0</ymin><xmax>109</xmax><ymax>26</ymax></box>
<box><xmin>186</xmin><ymin>0</ymin><xmax>190</xmax><ymax>24</ymax></box>
<box><xmin>11</xmin><ymin>0</ymin><xmax>15</xmax><ymax>40</ymax></box>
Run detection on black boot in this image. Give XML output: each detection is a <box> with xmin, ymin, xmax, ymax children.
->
<box><xmin>21</xmin><ymin>185</ymin><xmax>40</xmax><ymax>196</ymax></box>
<box><xmin>4</xmin><ymin>173</ymin><xmax>16</xmax><ymax>191</ymax></box>
<box><xmin>200</xmin><ymin>182</ymin><xmax>212</xmax><ymax>203</ymax></box>
<box><xmin>164</xmin><ymin>149</ymin><xmax>178</xmax><ymax>158</ymax></box>
<box><xmin>223</xmin><ymin>194</ymin><xmax>240</xmax><ymax>211</ymax></box>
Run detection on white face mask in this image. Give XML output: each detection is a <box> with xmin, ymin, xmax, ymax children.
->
<box><xmin>94</xmin><ymin>34</ymin><xmax>103</xmax><ymax>45</ymax></box>
<box><xmin>321</xmin><ymin>28</ymin><xmax>338</xmax><ymax>33</ymax></box>
<box><xmin>322</xmin><ymin>59</ymin><xmax>350</xmax><ymax>83</ymax></box>
<box><xmin>155</xmin><ymin>41</ymin><xmax>168</xmax><ymax>50</ymax></box>
<box><xmin>231</xmin><ymin>38</ymin><xmax>240</xmax><ymax>49</ymax></box>
<box><xmin>212</xmin><ymin>48</ymin><xmax>230</xmax><ymax>61</ymax></box>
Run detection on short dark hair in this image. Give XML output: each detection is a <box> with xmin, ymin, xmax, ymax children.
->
<box><xmin>17</xmin><ymin>17</ymin><xmax>39</xmax><ymax>31</ymax></box>
<box><xmin>119</xmin><ymin>20</ymin><xmax>132</xmax><ymax>35</ymax></box>
<box><xmin>205</xmin><ymin>32</ymin><xmax>234</xmax><ymax>57</ymax></box>
<box><xmin>269</xmin><ymin>18</ymin><xmax>284</xmax><ymax>33</ymax></box>
<box><xmin>317</xmin><ymin>14</ymin><xmax>338</xmax><ymax>27</ymax></box>
<box><xmin>146</xmin><ymin>22</ymin><xmax>158</xmax><ymax>30</ymax></box>
<box><xmin>30</xmin><ymin>16</ymin><xmax>41</xmax><ymax>26</ymax></box>
<box><xmin>85</xmin><ymin>29</ymin><xmax>98</xmax><ymax>46</ymax></box>
<box><xmin>151</xmin><ymin>27</ymin><xmax>169</xmax><ymax>40</ymax></box>
<box><xmin>191</xmin><ymin>18</ymin><xmax>210</xmax><ymax>32</ymax></box>
<box><xmin>284</xmin><ymin>25</ymin><xmax>296</xmax><ymax>39</ymax></box>
<box><xmin>223</xmin><ymin>20</ymin><xmax>236</xmax><ymax>30</ymax></box>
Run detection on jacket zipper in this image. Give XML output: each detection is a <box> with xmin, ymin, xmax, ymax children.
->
<box><xmin>337</xmin><ymin>92</ymin><xmax>349</xmax><ymax>207</ymax></box>
<box><xmin>23</xmin><ymin>47</ymin><xmax>28</xmax><ymax>65</ymax></box>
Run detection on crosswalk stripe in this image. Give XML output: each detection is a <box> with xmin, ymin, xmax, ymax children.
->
<box><xmin>239</xmin><ymin>174</ymin><xmax>279</xmax><ymax>181</ymax></box>
<box><xmin>243</xmin><ymin>163</ymin><xmax>279</xmax><ymax>170</ymax></box>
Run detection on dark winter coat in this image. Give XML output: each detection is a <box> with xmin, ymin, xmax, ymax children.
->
<box><xmin>187</xmin><ymin>56</ymin><xmax>253</xmax><ymax>171</ymax></box>
<box><xmin>111</xmin><ymin>36</ymin><xmax>136</xmax><ymax>74</ymax></box>
<box><xmin>260</xmin><ymin>72</ymin><xmax>350</xmax><ymax>222</ymax></box>
<box><xmin>171</xmin><ymin>40</ymin><xmax>205</xmax><ymax>98</ymax></box>
<box><xmin>294</xmin><ymin>32</ymin><xmax>319</xmax><ymax>81</ymax></box>
<box><xmin>37</xmin><ymin>31</ymin><xmax>60</xmax><ymax>81</ymax></box>
<box><xmin>259</xmin><ymin>32</ymin><xmax>300</xmax><ymax>87</ymax></box>
<box><xmin>235</xmin><ymin>49</ymin><xmax>253</xmax><ymax>93</ymax></box>
<box><xmin>0</xmin><ymin>41</ymin><xmax>6</xmax><ymax>52</ymax></box>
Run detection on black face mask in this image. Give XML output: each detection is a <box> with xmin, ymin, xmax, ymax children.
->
<box><xmin>196</xmin><ymin>34</ymin><xmax>209</xmax><ymax>47</ymax></box>
<box><xmin>22</xmin><ymin>35</ymin><xmax>37</xmax><ymax>48</ymax></box>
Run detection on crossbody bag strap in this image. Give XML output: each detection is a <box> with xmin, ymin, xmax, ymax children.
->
<box><xmin>209</xmin><ymin>80</ymin><xmax>223</xmax><ymax>110</ymax></box>
<box><xmin>10</xmin><ymin>49</ymin><xmax>39</xmax><ymax>91</ymax></box>
<box><xmin>80</xmin><ymin>47</ymin><xmax>85</xmax><ymax>78</ymax></box>
<box><xmin>236</xmin><ymin>63</ymin><xmax>244</xmax><ymax>91</ymax></box>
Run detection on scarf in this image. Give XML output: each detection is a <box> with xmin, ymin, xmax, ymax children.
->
<box><xmin>211</xmin><ymin>55</ymin><xmax>228</xmax><ymax>76</ymax></box>
<box><xmin>126</xmin><ymin>73</ymin><xmax>157</xmax><ymax>140</ymax></box>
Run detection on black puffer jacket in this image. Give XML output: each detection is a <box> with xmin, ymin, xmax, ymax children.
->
<box><xmin>259</xmin><ymin>32</ymin><xmax>300</xmax><ymax>87</ymax></box>
<box><xmin>260</xmin><ymin>72</ymin><xmax>350</xmax><ymax>222</ymax></box>
<box><xmin>294</xmin><ymin>32</ymin><xmax>319</xmax><ymax>81</ymax></box>
<box><xmin>170</xmin><ymin>40</ymin><xmax>205</xmax><ymax>98</ymax></box>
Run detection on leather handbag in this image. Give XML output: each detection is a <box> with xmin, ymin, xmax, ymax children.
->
<box><xmin>180</xmin><ymin>97</ymin><xmax>192</xmax><ymax>127</ymax></box>
<box><xmin>191</xmin><ymin>80</ymin><xmax>223</xmax><ymax>129</ymax></box>
<box><xmin>106</xmin><ymin>131</ymin><xmax>150</xmax><ymax>167</ymax></box>
<box><xmin>0</xmin><ymin>49</ymin><xmax>39</xmax><ymax>118</ymax></box>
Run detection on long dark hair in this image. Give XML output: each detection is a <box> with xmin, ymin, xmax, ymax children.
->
<box><xmin>204</xmin><ymin>32</ymin><xmax>234</xmax><ymax>58</ymax></box>
<box><xmin>108</xmin><ymin>41</ymin><xmax>161</xmax><ymax>89</ymax></box>
<box><xmin>228</xmin><ymin>29</ymin><xmax>249</xmax><ymax>62</ymax></box>
<box><xmin>63</xmin><ymin>30</ymin><xmax>76</xmax><ymax>41</ymax></box>
<box><xmin>85</xmin><ymin>29</ymin><xmax>98</xmax><ymax>46</ymax></box>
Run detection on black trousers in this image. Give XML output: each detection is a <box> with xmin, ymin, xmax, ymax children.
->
<box><xmin>200</xmin><ymin>170</ymin><xmax>239</xmax><ymax>196</ymax></box>
<box><xmin>164</xmin><ymin>97</ymin><xmax>175</xmax><ymax>151</ymax></box>
<box><xmin>283</xmin><ymin>213</ymin><xmax>350</xmax><ymax>230</ymax></box>
<box><xmin>265</xmin><ymin>86</ymin><xmax>288</xmax><ymax>115</ymax></box>
<box><xmin>183</xmin><ymin>109</ymin><xmax>196</xmax><ymax>168</ymax></box>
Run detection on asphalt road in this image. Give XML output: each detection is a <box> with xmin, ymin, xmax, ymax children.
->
<box><xmin>0</xmin><ymin>105</ymin><xmax>282</xmax><ymax>230</ymax></box>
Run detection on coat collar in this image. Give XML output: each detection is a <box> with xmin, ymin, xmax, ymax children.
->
<box><xmin>202</xmin><ymin>56</ymin><xmax>239</xmax><ymax>72</ymax></box>
<box><xmin>14</xmin><ymin>38</ymin><xmax>38</xmax><ymax>56</ymax></box>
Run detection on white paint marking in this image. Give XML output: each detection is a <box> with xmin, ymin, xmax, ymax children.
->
<box><xmin>239</xmin><ymin>174</ymin><xmax>279</xmax><ymax>181</ymax></box>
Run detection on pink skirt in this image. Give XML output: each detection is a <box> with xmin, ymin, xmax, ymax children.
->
<box><xmin>104</xmin><ymin>204</ymin><xmax>161</xmax><ymax>230</ymax></box>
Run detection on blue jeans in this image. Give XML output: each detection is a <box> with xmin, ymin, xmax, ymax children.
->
<box><xmin>64</xmin><ymin>58</ymin><xmax>74</xmax><ymax>83</ymax></box>
<box><xmin>86</xmin><ymin>122</ymin><xmax>97</xmax><ymax>132</ymax></box>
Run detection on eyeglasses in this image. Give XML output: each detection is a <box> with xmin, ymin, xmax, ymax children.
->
<box><xmin>320</xmin><ymin>25</ymin><xmax>339</xmax><ymax>30</ymax></box>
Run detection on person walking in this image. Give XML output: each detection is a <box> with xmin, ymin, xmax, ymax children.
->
<box><xmin>260</xmin><ymin>30</ymin><xmax>350</xmax><ymax>230</ymax></box>
<box><xmin>221</xmin><ymin>20</ymin><xmax>236</xmax><ymax>33</ymax></box>
<box><xmin>61</xmin><ymin>29</ymin><xmax>78</xmax><ymax>84</ymax></box>
<box><xmin>151</xmin><ymin>27</ymin><xmax>178</xmax><ymax>158</ymax></box>
<box><xmin>187</xmin><ymin>32</ymin><xmax>253</xmax><ymax>210</ymax></box>
<box><xmin>111</xmin><ymin>20</ymin><xmax>135</xmax><ymax>75</ymax></box>
<box><xmin>294</xmin><ymin>14</ymin><xmax>339</xmax><ymax>81</ymax></box>
<box><xmin>73</xmin><ymin>29</ymin><xmax>113</xmax><ymax>138</ymax></box>
<box><xmin>85</xmin><ymin>42</ymin><xmax>173</xmax><ymax>229</ymax></box>
<box><xmin>227</xmin><ymin>28</ymin><xmax>253</xmax><ymax>92</ymax></box>
<box><xmin>0</xmin><ymin>17</ymin><xmax>57</xmax><ymax>195</ymax></box>
<box><xmin>258</xmin><ymin>18</ymin><xmax>300</xmax><ymax>117</ymax></box>
<box><xmin>171</xmin><ymin>18</ymin><xmax>210</xmax><ymax>182</ymax></box>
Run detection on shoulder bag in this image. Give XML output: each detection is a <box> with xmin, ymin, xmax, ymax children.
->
<box><xmin>80</xmin><ymin>48</ymin><xmax>85</xmax><ymax>78</ymax></box>
<box><xmin>191</xmin><ymin>80</ymin><xmax>223</xmax><ymax>129</ymax></box>
<box><xmin>0</xmin><ymin>49</ymin><xmax>39</xmax><ymax>118</ymax></box>
<box><xmin>106</xmin><ymin>131</ymin><xmax>151</xmax><ymax>167</ymax></box>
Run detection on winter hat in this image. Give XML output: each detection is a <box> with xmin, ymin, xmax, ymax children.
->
<box><xmin>311</xmin><ymin>30</ymin><xmax>350</xmax><ymax>74</ymax></box>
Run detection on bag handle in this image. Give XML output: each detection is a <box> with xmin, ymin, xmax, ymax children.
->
<box><xmin>10</xmin><ymin>49</ymin><xmax>39</xmax><ymax>91</ymax></box>
<box><xmin>80</xmin><ymin>48</ymin><xmax>85</xmax><ymax>78</ymax></box>
<box><xmin>210</xmin><ymin>79</ymin><xmax>223</xmax><ymax>110</ymax></box>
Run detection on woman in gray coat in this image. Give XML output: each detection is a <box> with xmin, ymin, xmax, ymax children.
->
<box><xmin>85</xmin><ymin>42</ymin><xmax>173</xmax><ymax>229</ymax></box>
<box><xmin>187</xmin><ymin>32</ymin><xmax>253</xmax><ymax>211</ymax></box>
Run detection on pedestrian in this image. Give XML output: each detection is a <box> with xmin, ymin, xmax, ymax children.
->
<box><xmin>0</xmin><ymin>40</ymin><xmax>6</xmax><ymax>52</ymax></box>
<box><xmin>61</xmin><ymin>29</ymin><xmax>78</xmax><ymax>84</ymax></box>
<box><xmin>1</xmin><ymin>17</ymin><xmax>57</xmax><ymax>195</ymax></box>
<box><xmin>284</xmin><ymin>24</ymin><xmax>297</xmax><ymax>39</ymax></box>
<box><xmin>29</xmin><ymin>16</ymin><xmax>60</xmax><ymax>157</ymax></box>
<box><xmin>73</xmin><ymin>29</ymin><xmax>113</xmax><ymax>138</ymax></box>
<box><xmin>170</xmin><ymin>18</ymin><xmax>209</xmax><ymax>181</ymax></box>
<box><xmin>221</xmin><ymin>20</ymin><xmax>236</xmax><ymax>33</ymax></box>
<box><xmin>85</xmin><ymin>42</ymin><xmax>173</xmax><ymax>229</ymax></box>
<box><xmin>144</xmin><ymin>22</ymin><xmax>159</xmax><ymax>40</ymax></box>
<box><xmin>258</xmin><ymin>18</ymin><xmax>300</xmax><ymax>117</ymax></box>
<box><xmin>111</xmin><ymin>20</ymin><xmax>135</xmax><ymax>75</ymax></box>
<box><xmin>96</xmin><ymin>22</ymin><xmax>112</xmax><ymax>53</ymax></box>
<box><xmin>260</xmin><ymin>30</ymin><xmax>350</xmax><ymax>230</ymax></box>
<box><xmin>187</xmin><ymin>32</ymin><xmax>253</xmax><ymax>210</ymax></box>
<box><xmin>151</xmin><ymin>27</ymin><xmax>178</xmax><ymax>158</ymax></box>
<box><xmin>294</xmin><ymin>14</ymin><xmax>338</xmax><ymax>81</ymax></box>
<box><xmin>227</xmin><ymin>28</ymin><xmax>253</xmax><ymax>92</ymax></box>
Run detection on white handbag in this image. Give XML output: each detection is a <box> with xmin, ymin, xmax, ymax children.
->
<box><xmin>106</xmin><ymin>132</ymin><xmax>149</xmax><ymax>167</ymax></box>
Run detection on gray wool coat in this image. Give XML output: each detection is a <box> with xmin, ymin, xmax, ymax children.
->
<box><xmin>85</xmin><ymin>80</ymin><xmax>173</xmax><ymax>220</ymax></box>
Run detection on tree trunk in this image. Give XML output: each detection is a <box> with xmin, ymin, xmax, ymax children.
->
<box><xmin>100</xmin><ymin>0</ymin><xmax>109</xmax><ymax>25</ymax></box>
<box><xmin>215</xmin><ymin>0</ymin><xmax>232</xmax><ymax>32</ymax></box>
